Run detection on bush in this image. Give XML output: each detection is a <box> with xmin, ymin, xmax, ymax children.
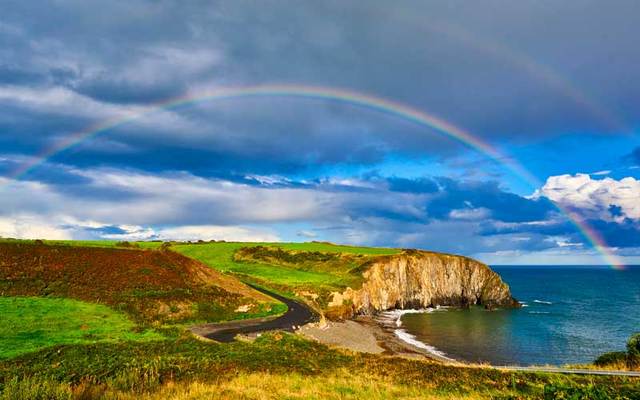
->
<box><xmin>543</xmin><ymin>383</ymin><xmax>621</xmax><ymax>400</ymax></box>
<box><xmin>627</xmin><ymin>333</ymin><xmax>640</xmax><ymax>368</ymax></box>
<box><xmin>116</xmin><ymin>241</ymin><xmax>139</xmax><ymax>248</ymax></box>
<box><xmin>594</xmin><ymin>351</ymin><xmax>627</xmax><ymax>367</ymax></box>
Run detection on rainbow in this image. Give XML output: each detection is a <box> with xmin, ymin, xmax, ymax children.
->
<box><xmin>7</xmin><ymin>84</ymin><xmax>626</xmax><ymax>269</ymax></box>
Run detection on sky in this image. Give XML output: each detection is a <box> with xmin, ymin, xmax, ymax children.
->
<box><xmin>1</xmin><ymin>0</ymin><xmax>639</xmax><ymax>265</ymax></box>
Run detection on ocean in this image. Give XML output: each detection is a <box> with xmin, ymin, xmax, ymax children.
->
<box><xmin>394</xmin><ymin>265</ymin><xmax>640</xmax><ymax>366</ymax></box>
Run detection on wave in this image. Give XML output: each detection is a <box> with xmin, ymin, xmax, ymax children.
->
<box><xmin>528</xmin><ymin>311</ymin><xmax>550</xmax><ymax>314</ymax></box>
<box><xmin>393</xmin><ymin>329</ymin><xmax>455</xmax><ymax>361</ymax></box>
<box><xmin>533</xmin><ymin>300</ymin><xmax>552</xmax><ymax>305</ymax></box>
<box><xmin>379</xmin><ymin>308</ymin><xmax>437</xmax><ymax>327</ymax></box>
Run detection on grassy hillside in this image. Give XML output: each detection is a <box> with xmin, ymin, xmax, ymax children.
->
<box><xmin>0</xmin><ymin>297</ymin><xmax>162</xmax><ymax>359</ymax></box>
<box><xmin>1</xmin><ymin>333</ymin><xmax>637</xmax><ymax>399</ymax></box>
<box><xmin>0</xmin><ymin>241</ymin><xmax>284</xmax><ymax>325</ymax></box>
<box><xmin>172</xmin><ymin>242</ymin><xmax>397</xmax><ymax>296</ymax></box>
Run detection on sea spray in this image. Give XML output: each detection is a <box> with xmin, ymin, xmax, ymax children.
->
<box><xmin>379</xmin><ymin>308</ymin><xmax>435</xmax><ymax>327</ymax></box>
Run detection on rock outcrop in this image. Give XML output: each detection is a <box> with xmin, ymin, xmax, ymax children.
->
<box><xmin>328</xmin><ymin>250</ymin><xmax>518</xmax><ymax>317</ymax></box>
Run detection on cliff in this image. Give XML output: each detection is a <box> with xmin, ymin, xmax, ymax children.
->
<box><xmin>328</xmin><ymin>250</ymin><xmax>518</xmax><ymax>318</ymax></box>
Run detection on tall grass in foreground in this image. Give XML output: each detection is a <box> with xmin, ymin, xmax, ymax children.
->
<box><xmin>1</xmin><ymin>371</ymin><xmax>636</xmax><ymax>400</ymax></box>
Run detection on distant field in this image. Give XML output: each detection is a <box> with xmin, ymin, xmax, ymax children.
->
<box><xmin>0</xmin><ymin>240</ymin><xmax>398</xmax><ymax>290</ymax></box>
<box><xmin>0</xmin><ymin>238</ymin><xmax>398</xmax><ymax>254</ymax></box>
<box><xmin>0</xmin><ymin>238</ymin><xmax>163</xmax><ymax>249</ymax></box>
<box><xmin>0</xmin><ymin>297</ymin><xmax>162</xmax><ymax>359</ymax></box>
<box><xmin>173</xmin><ymin>243</ymin><xmax>338</xmax><ymax>288</ymax></box>
<box><xmin>172</xmin><ymin>242</ymin><xmax>397</xmax><ymax>291</ymax></box>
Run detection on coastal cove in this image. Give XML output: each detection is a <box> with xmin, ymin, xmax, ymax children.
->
<box><xmin>395</xmin><ymin>265</ymin><xmax>640</xmax><ymax>366</ymax></box>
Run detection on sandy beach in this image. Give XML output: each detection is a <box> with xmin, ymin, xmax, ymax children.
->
<box><xmin>299</xmin><ymin>315</ymin><xmax>460</xmax><ymax>364</ymax></box>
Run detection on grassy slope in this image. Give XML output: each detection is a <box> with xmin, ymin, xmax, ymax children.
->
<box><xmin>0</xmin><ymin>333</ymin><xmax>637</xmax><ymax>399</ymax></box>
<box><xmin>0</xmin><ymin>297</ymin><xmax>162</xmax><ymax>359</ymax></box>
<box><xmin>172</xmin><ymin>242</ymin><xmax>398</xmax><ymax>291</ymax></box>
<box><xmin>0</xmin><ymin>241</ymin><xmax>280</xmax><ymax>325</ymax></box>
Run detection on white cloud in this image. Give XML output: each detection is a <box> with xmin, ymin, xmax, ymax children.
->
<box><xmin>448</xmin><ymin>207</ymin><xmax>490</xmax><ymax>221</ymax></box>
<box><xmin>0</xmin><ymin>215</ymin><xmax>72</xmax><ymax>240</ymax></box>
<box><xmin>539</xmin><ymin>173</ymin><xmax>640</xmax><ymax>222</ymax></box>
<box><xmin>154</xmin><ymin>225</ymin><xmax>279</xmax><ymax>242</ymax></box>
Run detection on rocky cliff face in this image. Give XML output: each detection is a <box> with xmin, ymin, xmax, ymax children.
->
<box><xmin>328</xmin><ymin>250</ymin><xmax>518</xmax><ymax>317</ymax></box>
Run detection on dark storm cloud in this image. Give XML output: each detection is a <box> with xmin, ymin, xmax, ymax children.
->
<box><xmin>2</xmin><ymin>0</ymin><xmax>640</xmax><ymax>178</ymax></box>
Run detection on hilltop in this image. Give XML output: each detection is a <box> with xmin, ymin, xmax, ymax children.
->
<box><xmin>0</xmin><ymin>241</ymin><xmax>278</xmax><ymax>325</ymax></box>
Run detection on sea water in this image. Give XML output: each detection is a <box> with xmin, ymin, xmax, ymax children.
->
<box><xmin>398</xmin><ymin>265</ymin><xmax>640</xmax><ymax>366</ymax></box>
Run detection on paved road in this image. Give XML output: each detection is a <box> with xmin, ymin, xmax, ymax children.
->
<box><xmin>191</xmin><ymin>284</ymin><xmax>317</xmax><ymax>342</ymax></box>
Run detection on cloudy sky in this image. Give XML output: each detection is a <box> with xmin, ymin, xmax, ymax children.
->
<box><xmin>1</xmin><ymin>0</ymin><xmax>639</xmax><ymax>264</ymax></box>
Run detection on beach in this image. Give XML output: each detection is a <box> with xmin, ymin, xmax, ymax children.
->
<box><xmin>299</xmin><ymin>314</ymin><xmax>459</xmax><ymax>364</ymax></box>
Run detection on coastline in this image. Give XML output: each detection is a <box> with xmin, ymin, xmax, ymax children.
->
<box><xmin>299</xmin><ymin>312</ymin><xmax>460</xmax><ymax>364</ymax></box>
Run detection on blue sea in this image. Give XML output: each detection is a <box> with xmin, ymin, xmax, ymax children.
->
<box><xmin>398</xmin><ymin>265</ymin><xmax>640</xmax><ymax>366</ymax></box>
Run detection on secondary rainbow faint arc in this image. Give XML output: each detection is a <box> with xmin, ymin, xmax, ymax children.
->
<box><xmin>8</xmin><ymin>84</ymin><xmax>626</xmax><ymax>269</ymax></box>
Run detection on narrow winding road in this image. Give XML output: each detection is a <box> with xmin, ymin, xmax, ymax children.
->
<box><xmin>191</xmin><ymin>284</ymin><xmax>317</xmax><ymax>342</ymax></box>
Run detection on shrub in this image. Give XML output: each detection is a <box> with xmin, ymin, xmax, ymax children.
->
<box><xmin>627</xmin><ymin>332</ymin><xmax>640</xmax><ymax>368</ymax></box>
<box><xmin>116</xmin><ymin>241</ymin><xmax>139</xmax><ymax>248</ymax></box>
<box><xmin>594</xmin><ymin>351</ymin><xmax>627</xmax><ymax>367</ymax></box>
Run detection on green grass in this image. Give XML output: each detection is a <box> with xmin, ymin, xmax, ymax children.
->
<box><xmin>269</xmin><ymin>242</ymin><xmax>399</xmax><ymax>255</ymax></box>
<box><xmin>172</xmin><ymin>242</ymin><xmax>376</xmax><ymax>290</ymax></box>
<box><xmin>173</xmin><ymin>242</ymin><xmax>342</xmax><ymax>287</ymax></box>
<box><xmin>1</xmin><ymin>333</ymin><xmax>637</xmax><ymax>399</ymax></box>
<box><xmin>0</xmin><ymin>297</ymin><xmax>163</xmax><ymax>359</ymax></box>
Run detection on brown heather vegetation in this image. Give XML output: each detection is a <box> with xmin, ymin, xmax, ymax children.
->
<box><xmin>0</xmin><ymin>242</ymin><xmax>275</xmax><ymax>324</ymax></box>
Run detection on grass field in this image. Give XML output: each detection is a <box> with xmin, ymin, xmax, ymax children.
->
<box><xmin>0</xmin><ymin>297</ymin><xmax>162</xmax><ymax>359</ymax></box>
<box><xmin>172</xmin><ymin>242</ymin><xmax>397</xmax><ymax>292</ymax></box>
<box><xmin>1</xmin><ymin>333</ymin><xmax>637</xmax><ymax>399</ymax></box>
<box><xmin>173</xmin><ymin>242</ymin><xmax>341</xmax><ymax>287</ymax></box>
